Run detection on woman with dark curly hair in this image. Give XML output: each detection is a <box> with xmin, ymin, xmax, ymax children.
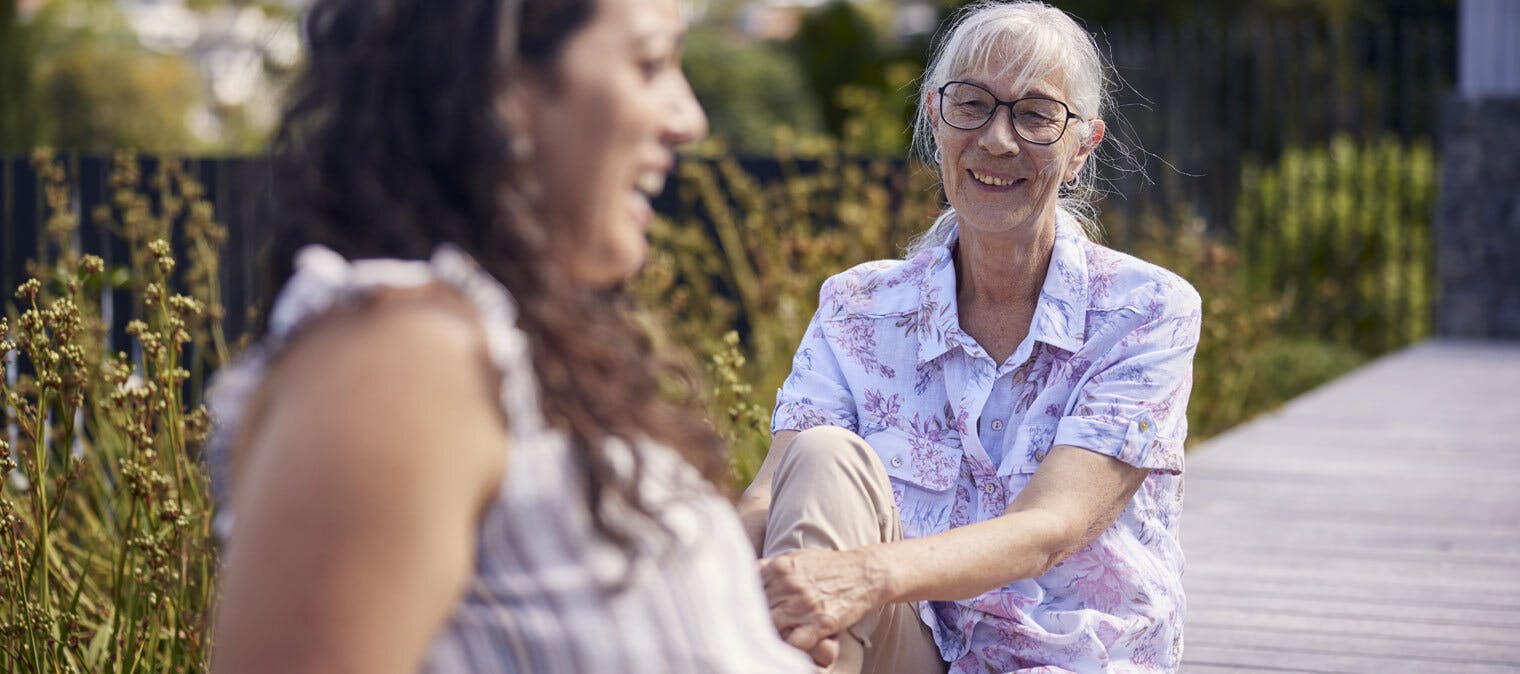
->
<box><xmin>205</xmin><ymin>0</ymin><xmax>812</xmax><ymax>672</ymax></box>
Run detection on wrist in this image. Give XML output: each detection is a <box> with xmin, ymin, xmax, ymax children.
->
<box><xmin>858</xmin><ymin>544</ymin><xmax>899</xmax><ymax>606</ymax></box>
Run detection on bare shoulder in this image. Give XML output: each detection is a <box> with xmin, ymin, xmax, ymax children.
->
<box><xmin>233</xmin><ymin>285</ymin><xmax>509</xmax><ymax>512</ymax></box>
<box><xmin>214</xmin><ymin>285</ymin><xmax>510</xmax><ymax>672</ymax></box>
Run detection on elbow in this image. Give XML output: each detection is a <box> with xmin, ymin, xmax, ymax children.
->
<box><xmin>1028</xmin><ymin>510</ymin><xmax>1088</xmax><ymax>576</ymax></box>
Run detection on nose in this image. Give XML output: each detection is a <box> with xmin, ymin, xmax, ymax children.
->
<box><xmin>664</xmin><ymin>74</ymin><xmax>709</xmax><ymax>146</ymax></box>
<box><xmin>977</xmin><ymin>106</ymin><xmax>1021</xmax><ymax>156</ymax></box>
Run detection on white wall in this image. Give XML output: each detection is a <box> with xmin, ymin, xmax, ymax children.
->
<box><xmin>1459</xmin><ymin>0</ymin><xmax>1520</xmax><ymax>97</ymax></box>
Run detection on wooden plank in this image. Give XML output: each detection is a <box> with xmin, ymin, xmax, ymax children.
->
<box><xmin>1187</xmin><ymin>591</ymin><xmax>1520</xmax><ymax>629</ymax></box>
<box><xmin>1186</xmin><ymin>622</ymin><xmax>1520</xmax><ymax>663</ymax></box>
<box><xmin>1188</xmin><ymin>606</ymin><xmax>1520</xmax><ymax>644</ymax></box>
<box><xmin>1182</xmin><ymin>522</ymin><xmax>1520</xmax><ymax>557</ymax></box>
<box><xmin>1184</xmin><ymin>570</ymin><xmax>1520</xmax><ymax>609</ymax></box>
<box><xmin>1173</xmin><ymin>666</ymin><xmax>1295</xmax><ymax>674</ymax></box>
<box><xmin>1182</xmin><ymin>642</ymin><xmax>1520</xmax><ymax>674</ymax></box>
<box><xmin>1185</xmin><ymin>552</ymin><xmax>1520</xmax><ymax>588</ymax></box>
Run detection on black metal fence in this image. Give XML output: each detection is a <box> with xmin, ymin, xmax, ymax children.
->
<box><xmin>1098</xmin><ymin>18</ymin><xmax>1452</xmax><ymax>243</ymax></box>
<box><xmin>1</xmin><ymin>153</ymin><xmax>276</xmax><ymax>343</ymax></box>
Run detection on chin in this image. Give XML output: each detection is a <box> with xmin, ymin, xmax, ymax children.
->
<box><xmin>572</xmin><ymin>240</ymin><xmax>647</xmax><ymax>289</ymax></box>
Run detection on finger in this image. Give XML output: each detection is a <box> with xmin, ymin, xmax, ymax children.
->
<box><xmin>784</xmin><ymin>624</ymin><xmax>823</xmax><ymax>654</ymax></box>
<box><xmin>770</xmin><ymin>602</ymin><xmax>800</xmax><ymax>631</ymax></box>
<box><xmin>808</xmin><ymin>636</ymin><xmax>840</xmax><ymax>668</ymax></box>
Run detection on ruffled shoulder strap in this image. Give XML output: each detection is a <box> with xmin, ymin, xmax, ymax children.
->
<box><xmin>206</xmin><ymin>245</ymin><xmax>544</xmax><ymax>539</ymax></box>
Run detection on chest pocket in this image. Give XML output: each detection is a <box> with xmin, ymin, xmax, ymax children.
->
<box><xmin>998</xmin><ymin>421</ymin><xmax>1058</xmax><ymax>477</ymax></box>
<box><xmin>863</xmin><ymin>428</ymin><xmax>961</xmax><ymax>492</ymax></box>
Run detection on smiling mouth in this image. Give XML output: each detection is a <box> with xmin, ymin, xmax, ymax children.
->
<box><xmin>968</xmin><ymin>169</ymin><xmax>1024</xmax><ymax>187</ymax></box>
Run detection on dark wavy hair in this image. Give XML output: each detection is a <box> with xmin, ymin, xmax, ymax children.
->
<box><xmin>264</xmin><ymin>0</ymin><xmax>728</xmax><ymax>550</ymax></box>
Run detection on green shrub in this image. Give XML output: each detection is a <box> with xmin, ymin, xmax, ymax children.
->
<box><xmin>1235</xmin><ymin>134</ymin><xmax>1436</xmax><ymax>355</ymax></box>
<box><xmin>1</xmin><ymin>150</ymin><xmax>223</xmax><ymax>672</ymax></box>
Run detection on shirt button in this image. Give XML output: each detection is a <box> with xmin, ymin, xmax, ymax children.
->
<box><xmin>983</xmin><ymin>482</ymin><xmax>997</xmax><ymax>494</ymax></box>
<box><xmin>991</xmin><ymin>419</ymin><xmax>1004</xmax><ymax>431</ymax></box>
<box><xmin>1139</xmin><ymin>420</ymin><xmax>1151</xmax><ymax>432</ymax></box>
<box><xmin>891</xmin><ymin>456</ymin><xmax>903</xmax><ymax>468</ymax></box>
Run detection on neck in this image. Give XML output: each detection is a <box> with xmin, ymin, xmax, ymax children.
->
<box><xmin>954</xmin><ymin>215</ymin><xmax>1056</xmax><ymax>307</ymax></box>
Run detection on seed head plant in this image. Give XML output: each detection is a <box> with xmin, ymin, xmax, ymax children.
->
<box><xmin>1</xmin><ymin>150</ymin><xmax>225</xmax><ymax>672</ymax></box>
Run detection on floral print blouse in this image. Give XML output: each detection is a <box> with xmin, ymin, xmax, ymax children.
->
<box><xmin>772</xmin><ymin>216</ymin><xmax>1202</xmax><ymax>673</ymax></box>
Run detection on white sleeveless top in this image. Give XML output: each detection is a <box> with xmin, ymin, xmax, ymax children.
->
<box><xmin>207</xmin><ymin>245</ymin><xmax>811</xmax><ymax>673</ymax></box>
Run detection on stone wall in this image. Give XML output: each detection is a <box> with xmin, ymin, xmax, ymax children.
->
<box><xmin>1435</xmin><ymin>96</ymin><xmax>1520</xmax><ymax>339</ymax></box>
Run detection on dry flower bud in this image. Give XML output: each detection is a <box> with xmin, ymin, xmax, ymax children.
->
<box><xmin>80</xmin><ymin>255</ymin><xmax>105</xmax><ymax>275</ymax></box>
<box><xmin>16</xmin><ymin>278</ymin><xmax>41</xmax><ymax>302</ymax></box>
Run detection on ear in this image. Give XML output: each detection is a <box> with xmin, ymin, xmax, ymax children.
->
<box><xmin>925</xmin><ymin>90</ymin><xmax>939</xmax><ymax>130</ymax></box>
<box><xmin>1064</xmin><ymin>118</ymin><xmax>1105</xmax><ymax>182</ymax></box>
<box><xmin>496</xmin><ymin>78</ymin><xmax>539</xmax><ymax>159</ymax></box>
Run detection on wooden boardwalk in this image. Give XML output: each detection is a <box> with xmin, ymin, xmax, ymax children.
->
<box><xmin>1179</xmin><ymin>339</ymin><xmax>1520</xmax><ymax>674</ymax></box>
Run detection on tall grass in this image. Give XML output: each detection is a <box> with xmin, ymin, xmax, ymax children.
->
<box><xmin>1</xmin><ymin>150</ymin><xmax>223</xmax><ymax>672</ymax></box>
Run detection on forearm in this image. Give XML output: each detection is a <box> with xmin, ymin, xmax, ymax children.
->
<box><xmin>867</xmin><ymin>508</ymin><xmax>1073</xmax><ymax>604</ymax></box>
<box><xmin>736</xmin><ymin>488</ymin><xmax>770</xmax><ymax>555</ymax></box>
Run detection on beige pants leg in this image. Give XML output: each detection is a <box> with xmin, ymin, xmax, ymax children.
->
<box><xmin>763</xmin><ymin>426</ymin><xmax>949</xmax><ymax>674</ymax></box>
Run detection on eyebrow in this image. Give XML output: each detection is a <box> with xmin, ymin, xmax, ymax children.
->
<box><xmin>635</xmin><ymin>27</ymin><xmax>684</xmax><ymax>52</ymax></box>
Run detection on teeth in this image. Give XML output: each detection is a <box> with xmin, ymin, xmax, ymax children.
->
<box><xmin>636</xmin><ymin>171</ymin><xmax>666</xmax><ymax>197</ymax></box>
<box><xmin>971</xmin><ymin>170</ymin><xmax>1014</xmax><ymax>187</ymax></box>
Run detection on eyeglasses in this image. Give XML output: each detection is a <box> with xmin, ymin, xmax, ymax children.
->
<box><xmin>937</xmin><ymin>81</ymin><xmax>1081</xmax><ymax>145</ymax></box>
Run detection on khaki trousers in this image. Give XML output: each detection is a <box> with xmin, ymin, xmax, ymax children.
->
<box><xmin>763</xmin><ymin>426</ymin><xmax>950</xmax><ymax>674</ymax></box>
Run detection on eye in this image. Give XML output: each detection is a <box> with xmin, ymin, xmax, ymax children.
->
<box><xmin>638</xmin><ymin>51</ymin><xmax>676</xmax><ymax>81</ymax></box>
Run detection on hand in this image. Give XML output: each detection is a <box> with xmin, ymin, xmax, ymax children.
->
<box><xmin>760</xmin><ymin>548</ymin><xmax>889</xmax><ymax>661</ymax></box>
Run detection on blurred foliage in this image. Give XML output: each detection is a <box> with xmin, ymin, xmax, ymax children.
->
<box><xmin>1235</xmin><ymin>134</ymin><xmax>1435</xmax><ymax>355</ymax></box>
<box><xmin>1</xmin><ymin>150</ymin><xmax>227</xmax><ymax>670</ymax></box>
<box><xmin>683</xmin><ymin>27</ymin><xmax>826</xmax><ymax>155</ymax></box>
<box><xmin>2</xmin><ymin>0</ymin><xmax>202</xmax><ymax>152</ymax></box>
<box><xmin>1</xmin><ymin>0</ymin><xmax>42</xmax><ymax>150</ymax></box>
<box><xmin>38</xmin><ymin>42</ymin><xmax>203</xmax><ymax>153</ymax></box>
<box><xmin>1</xmin><ymin>0</ymin><xmax>298</xmax><ymax>153</ymax></box>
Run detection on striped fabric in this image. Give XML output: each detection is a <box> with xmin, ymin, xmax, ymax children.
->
<box><xmin>208</xmin><ymin>246</ymin><xmax>811</xmax><ymax>674</ymax></box>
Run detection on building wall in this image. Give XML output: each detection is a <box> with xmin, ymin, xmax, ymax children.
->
<box><xmin>1435</xmin><ymin>0</ymin><xmax>1520</xmax><ymax>339</ymax></box>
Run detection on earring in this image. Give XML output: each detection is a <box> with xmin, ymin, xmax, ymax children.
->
<box><xmin>511</xmin><ymin>135</ymin><xmax>534</xmax><ymax>162</ymax></box>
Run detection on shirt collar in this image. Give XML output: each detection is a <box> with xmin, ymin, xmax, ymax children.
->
<box><xmin>914</xmin><ymin>214</ymin><xmax>1089</xmax><ymax>367</ymax></box>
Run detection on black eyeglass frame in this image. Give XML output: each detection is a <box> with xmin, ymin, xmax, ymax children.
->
<box><xmin>936</xmin><ymin>80</ymin><xmax>1082</xmax><ymax>145</ymax></box>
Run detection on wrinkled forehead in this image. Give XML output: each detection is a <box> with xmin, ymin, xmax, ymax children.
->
<box><xmin>943</xmin><ymin>28</ymin><xmax>1071</xmax><ymax>100</ymax></box>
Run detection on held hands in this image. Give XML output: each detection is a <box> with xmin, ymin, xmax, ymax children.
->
<box><xmin>759</xmin><ymin>548</ymin><xmax>890</xmax><ymax>667</ymax></box>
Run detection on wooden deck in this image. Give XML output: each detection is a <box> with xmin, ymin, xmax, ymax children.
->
<box><xmin>1179</xmin><ymin>339</ymin><xmax>1520</xmax><ymax>673</ymax></box>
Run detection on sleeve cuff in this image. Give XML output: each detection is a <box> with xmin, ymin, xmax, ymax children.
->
<box><xmin>771</xmin><ymin>393</ymin><xmax>855</xmax><ymax>434</ymax></box>
<box><xmin>1053</xmin><ymin>412</ymin><xmax>1183</xmax><ymax>473</ymax></box>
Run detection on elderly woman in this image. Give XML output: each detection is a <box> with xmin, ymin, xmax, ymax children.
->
<box><xmin>738</xmin><ymin>2</ymin><xmax>1201</xmax><ymax>672</ymax></box>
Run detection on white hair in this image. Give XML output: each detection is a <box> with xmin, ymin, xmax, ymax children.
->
<box><xmin>906</xmin><ymin>0</ymin><xmax>1123</xmax><ymax>256</ymax></box>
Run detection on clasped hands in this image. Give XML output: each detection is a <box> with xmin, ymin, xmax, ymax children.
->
<box><xmin>759</xmin><ymin>547</ymin><xmax>891</xmax><ymax>669</ymax></box>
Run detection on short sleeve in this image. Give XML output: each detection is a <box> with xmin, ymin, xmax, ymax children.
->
<box><xmin>772</xmin><ymin>289</ymin><xmax>858</xmax><ymax>434</ymax></box>
<box><xmin>1053</xmin><ymin>283</ymin><xmax>1202</xmax><ymax>473</ymax></box>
